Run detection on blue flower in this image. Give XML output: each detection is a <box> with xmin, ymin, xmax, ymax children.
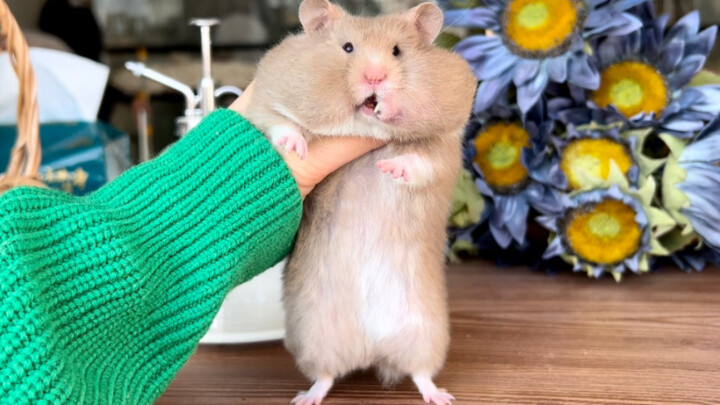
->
<box><xmin>528</xmin><ymin>123</ymin><xmax>663</xmax><ymax>193</ymax></box>
<box><xmin>671</xmin><ymin>246</ymin><xmax>720</xmax><ymax>272</ymax></box>
<box><xmin>661</xmin><ymin>117</ymin><xmax>720</xmax><ymax>251</ymax></box>
<box><xmin>444</xmin><ymin>0</ymin><xmax>644</xmax><ymax>114</ymax></box>
<box><xmin>465</xmin><ymin>103</ymin><xmax>562</xmax><ymax>248</ymax></box>
<box><xmin>538</xmin><ymin>185</ymin><xmax>653</xmax><ymax>279</ymax></box>
<box><xmin>549</xmin><ymin>3</ymin><xmax>720</xmax><ymax>137</ymax></box>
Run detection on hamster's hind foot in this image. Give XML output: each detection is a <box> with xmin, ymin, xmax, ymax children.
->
<box><xmin>412</xmin><ymin>374</ymin><xmax>455</xmax><ymax>405</ymax></box>
<box><xmin>291</xmin><ymin>375</ymin><xmax>334</xmax><ymax>405</ymax></box>
<box><xmin>270</xmin><ymin>124</ymin><xmax>308</xmax><ymax>160</ymax></box>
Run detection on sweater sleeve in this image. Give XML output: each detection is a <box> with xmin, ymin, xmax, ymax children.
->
<box><xmin>0</xmin><ymin>109</ymin><xmax>303</xmax><ymax>404</ymax></box>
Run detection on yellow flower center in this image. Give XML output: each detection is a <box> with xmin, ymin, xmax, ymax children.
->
<box><xmin>560</xmin><ymin>138</ymin><xmax>634</xmax><ymax>190</ymax></box>
<box><xmin>487</xmin><ymin>143</ymin><xmax>519</xmax><ymax>169</ymax></box>
<box><xmin>591</xmin><ymin>61</ymin><xmax>669</xmax><ymax>118</ymax></box>
<box><xmin>565</xmin><ymin>199</ymin><xmax>642</xmax><ymax>265</ymax></box>
<box><xmin>504</xmin><ymin>0</ymin><xmax>582</xmax><ymax>55</ymax></box>
<box><xmin>473</xmin><ymin>122</ymin><xmax>530</xmax><ymax>191</ymax></box>
<box><xmin>516</xmin><ymin>3</ymin><xmax>549</xmax><ymax>29</ymax></box>
<box><xmin>588</xmin><ymin>213</ymin><xmax>621</xmax><ymax>238</ymax></box>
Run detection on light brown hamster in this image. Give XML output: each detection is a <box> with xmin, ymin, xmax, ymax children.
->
<box><xmin>244</xmin><ymin>1</ymin><xmax>477</xmax><ymax>404</ymax></box>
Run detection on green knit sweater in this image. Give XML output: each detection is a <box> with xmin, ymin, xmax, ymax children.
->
<box><xmin>0</xmin><ymin>109</ymin><xmax>303</xmax><ymax>404</ymax></box>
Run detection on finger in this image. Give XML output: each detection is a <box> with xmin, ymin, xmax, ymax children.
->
<box><xmin>229</xmin><ymin>81</ymin><xmax>256</xmax><ymax>115</ymax></box>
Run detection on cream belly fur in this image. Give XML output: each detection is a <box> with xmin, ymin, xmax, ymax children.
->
<box><xmin>283</xmin><ymin>144</ymin><xmax>453</xmax><ymax>383</ymax></box>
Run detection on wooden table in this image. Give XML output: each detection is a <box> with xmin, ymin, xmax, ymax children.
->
<box><xmin>158</xmin><ymin>262</ymin><xmax>720</xmax><ymax>405</ymax></box>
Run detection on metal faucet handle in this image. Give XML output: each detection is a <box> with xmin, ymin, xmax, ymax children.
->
<box><xmin>190</xmin><ymin>18</ymin><xmax>220</xmax><ymax>28</ymax></box>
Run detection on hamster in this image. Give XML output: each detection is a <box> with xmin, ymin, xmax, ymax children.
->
<box><xmin>244</xmin><ymin>1</ymin><xmax>477</xmax><ymax>404</ymax></box>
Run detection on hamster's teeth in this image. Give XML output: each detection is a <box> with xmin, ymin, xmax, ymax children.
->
<box><xmin>374</xmin><ymin>105</ymin><xmax>381</xmax><ymax>115</ymax></box>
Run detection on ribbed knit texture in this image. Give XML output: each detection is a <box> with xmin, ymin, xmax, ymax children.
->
<box><xmin>0</xmin><ymin>109</ymin><xmax>303</xmax><ymax>404</ymax></box>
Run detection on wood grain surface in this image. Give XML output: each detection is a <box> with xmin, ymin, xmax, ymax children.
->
<box><xmin>157</xmin><ymin>262</ymin><xmax>720</xmax><ymax>405</ymax></box>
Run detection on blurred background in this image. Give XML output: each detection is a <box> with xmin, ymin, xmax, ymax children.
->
<box><xmin>4</xmin><ymin>0</ymin><xmax>720</xmax><ymax>161</ymax></box>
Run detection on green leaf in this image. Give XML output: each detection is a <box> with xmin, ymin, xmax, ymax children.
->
<box><xmin>637</xmin><ymin>154</ymin><xmax>665</xmax><ymax>177</ymax></box>
<box><xmin>659</xmin><ymin>228</ymin><xmax>700</xmax><ymax>253</ymax></box>
<box><xmin>661</xmin><ymin>158</ymin><xmax>690</xmax><ymax>211</ymax></box>
<box><xmin>639</xmin><ymin>255</ymin><xmax>650</xmax><ymax>272</ymax></box>
<box><xmin>690</xmin><ymin>70</ymin><xmax>720</xmax><ymax>86</ymax></box>
<box><xmin>606</xmin><ymin>160</ymin><xmax>631</xmax><ymax>189</ymax></box>
<box><xmin>449</xmin><ymin>168</ymin><xmax>486</xmax><ymax>228</ymax></box>
<box><xmin>435</xmin><ymin>32</ymin><xmax>463</xmax><ymax>50</ymax></box>
<box><xmin>637</xmin><ymin>175</ymin><xmax>656</xmax><ymax>205</ymax></box>
<box><xmin>659</xmin><ymin>133</ymin><xmax>687</xmax><ymax>159</ymax></box>
<box><xmin>449</xmin><ymin>239</ymin><xmax>477</xmax><ymax>263</ymax></box>
<box><xmin>666</xmin><ymin>209</ymin><xmax>694</xmax><ymax>235</ymax></box>
<box><xmin>647</xmin><ymin>207</ymin><xmax>676</xmax><ymax>237</ymax></box>
<box><xmin>650</xmin><ymin>238</ymin><xmax>671</xmax><ymax>256</ymax></box>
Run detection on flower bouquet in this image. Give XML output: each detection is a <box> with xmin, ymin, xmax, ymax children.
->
<box><xmin>444</xmin><ymin>0</ymin><xmax>720</xmax><ymax>279</ymax></box>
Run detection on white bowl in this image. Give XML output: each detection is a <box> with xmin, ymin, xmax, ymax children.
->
<box><xmin>200</xmin><ymin>260</ymin><xmax>286</xmax><ymax>344</ymax></box>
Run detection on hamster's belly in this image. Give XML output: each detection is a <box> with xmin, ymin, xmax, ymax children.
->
<box><xmin>301</xmin><ymin>149</ymin><xmax>450</xmax><ymax>343</ymax></box>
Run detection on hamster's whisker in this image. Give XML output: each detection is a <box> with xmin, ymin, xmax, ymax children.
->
<box><xmin>439</xmin><ymin>8</ymin><xmax>471</xmax><ymax>36</ymax></box>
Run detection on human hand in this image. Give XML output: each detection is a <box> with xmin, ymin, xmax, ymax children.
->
<box><xmin>230</xmin><ymin>81</ymin><xmax>386</xmax><ymax>199</ymax></box>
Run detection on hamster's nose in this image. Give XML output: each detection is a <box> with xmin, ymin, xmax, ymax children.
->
<box><xmin>364</xmin><ymin>66</ymin><xmax>388</xmax><ymax>85</ymax></box>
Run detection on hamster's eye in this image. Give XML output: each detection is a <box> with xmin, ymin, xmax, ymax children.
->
<box><xmin>393</xmin><ymin>45</ymin><xmax>401</xmax><ymax>57</ymax></box>
<box><xmin>343</xmin><ymin>42</ymin><xmax>354</xmax><ymax>53</ymax></box>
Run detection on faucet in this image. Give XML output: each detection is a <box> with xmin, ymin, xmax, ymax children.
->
<box><xmin>125</xmin><ymin>18</ymin><xmax>243</xmax><ymax>138</ymax></box>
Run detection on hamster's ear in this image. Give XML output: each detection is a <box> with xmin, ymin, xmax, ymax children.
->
<box><xmin>299</xmin><ymin>0</ymin><xmax>345</xmax><ymax>33</ymax></box>
<box><xmin>406</xmin><ymin>2</ymin><xmax>444</xmax><ymax>44</ymax></box>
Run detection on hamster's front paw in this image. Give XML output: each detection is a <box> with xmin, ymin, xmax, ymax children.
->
<box><xmin>269</xmin><ymin>124</ymin><xmax>308</xmax><ymax>160</ymax></box>
<box><xmin>376</xmin><ymin>154</ymin><xmax>434</xmax><ymax>187</ymax></box>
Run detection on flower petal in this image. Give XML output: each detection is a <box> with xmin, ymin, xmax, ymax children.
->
<box><xmin>543</xmin><ymin>237</ymin><xmax>566</xmax><ymax>260</ymax></box>
<box><xmin>691</xmin><ymin>85</ymin><xmax>720</xmax><ymax>114</ymax></box>
<box><xmin>612</xmin><ymin>0</ymin><xmax>650</xmax><ymax>12</ymax></box>
<box><xmin>546</xmin><ymin>56</ymin><xmax>568</xmax><ymax>82</ymax></box>
<box><xmin>667</xmin><ymin>11</ymin><xmax>701</xmax><ymax>41</ymax></box>
<box><xmin>684</xmin><ymin>26</ymin><xmax>718</xmax><ymax>58</ymax></box>
<box><xmin>663</xmin><ymin>118</ymin><xmax>705</xmax><ymax>134</ymax></box>
<box><xmin>489</xmin><ymin>212</ymin><xmax>514</xmax><ymax>248</ymax></box>
<box><xmin>558</xmin><ymin>108</ymin><xmax>593</xmax><ymax>126</ymax></box>
<box><xmin>444</xmin><ymin>8</ymin><xmax>500</xmax><ymax>30</ymax></box>
<box><xmin>657</xmin><ymin>40</ymin><xmax>685</xmax><ymax>73</ymax></box>
<box><xmin>517</xmin><ymin>66</ymin><xmax>549</xmax><ymax>114</ymax></box>
<box><xmin>681</xmin><ymin>134</ymin><xmax>720</xmax><ymax>164</ymax></box>
<box><xmin>669</xmin><ymin>54</ymin><xmax>707</xmax><ymax>89</ymax></box>
<box><xmin>477</xmin><ymin>52</ymin><xmax>519</xmax><ymax>81</ymax></box>
<box><xmin>495</xmin><ymin>195</ymin><xmax>529</xmax><ymax>245</ymax></box>
<box><xmin>455</xmin><ymin>35</ymin><xmax>505</xmax><ymax>61</ymax></box>
<box><xmin>585</xmin><ymin>8</ymin><xmax>612</xmax><ymax>29</ymax></box>
<box><xmin>475</xmin><ymin>177</ymin><xmax>495</xmax><ymax>196</ymax></box>
<box><xmin>474</xmin><ymin>70</ymin><xmax>513</xmax><ymax>112</ymax></box>
<box><xmin>513</xmin><ymin>59</ymin><xmax>541</xmax><ymax>86</ymax></box>
<box><xmin>604</xmin><ymin>14</ymin><xmax>643</xmax><ymax>37</ymax></box>
<box><xmin>596</xmin><ymin>36</ymin><xmax>625</xmax><ymax>65</ymax></box>
<box><xmin>696</xmin><ymin>115</ymin><xmax>720</xmax><ymax>141</ymax></box>
<box><xmin>567</xmin><ymin>55</ymin><xmax>600</xmax><ymax>90</ymax></box>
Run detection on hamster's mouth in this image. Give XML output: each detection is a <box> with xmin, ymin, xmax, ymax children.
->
<box><xmin>362</xmin><ymin>94</ymin><xmax>379</xmax><ymax>112</ymax></box>
<box><xmin>358</xmin><ymin>94</ymin><xmax>400</xmax><ymax>124</ymax></box>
